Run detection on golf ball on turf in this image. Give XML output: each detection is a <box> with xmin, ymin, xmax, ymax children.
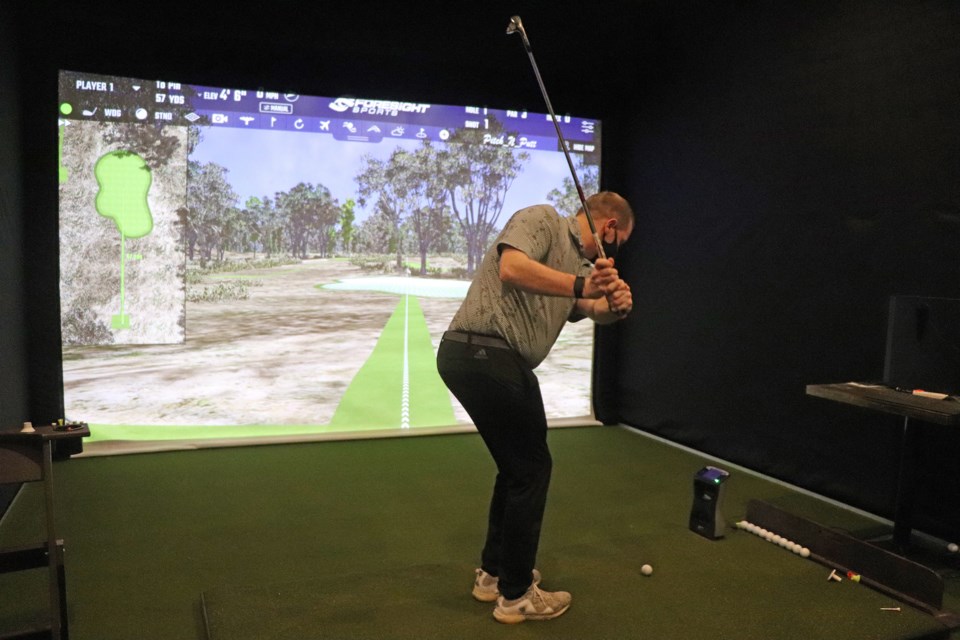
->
<box><xmin>641</xmin><ymin>564</ymin><xmax>653</xmax><ymax>576</ymax></box>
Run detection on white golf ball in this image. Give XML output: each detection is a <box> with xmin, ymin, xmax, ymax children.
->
<box><xmin>641</xmin><ymin>564</ymin><xmax>654</xmax><ymax>576</ymax></box>
<box><xmin>948</xmin><ymin>543</ymin><xmax>958</xmax><ymax>554</ymax></box>
<box><xmin>800</xmin><ymin>547</ymin><xmax>811</xmax><ymax>558</ymax></box>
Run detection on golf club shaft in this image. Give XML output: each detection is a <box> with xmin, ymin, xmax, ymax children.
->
<box><xmin>508</xmin><ymin>16</ymin><xmax>606</xmax><ymax>260</ymax></box>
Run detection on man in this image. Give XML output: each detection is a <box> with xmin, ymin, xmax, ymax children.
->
<box><xmin>436</xmin><ymin>191</ymin><xmax>634</xmax><ymax>624</ymax></box>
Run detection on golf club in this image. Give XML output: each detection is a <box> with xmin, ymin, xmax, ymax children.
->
<box><xmin>506</xmin><ymin>15</ymin><xmax>606</xmax><ymax>261</ymax></box>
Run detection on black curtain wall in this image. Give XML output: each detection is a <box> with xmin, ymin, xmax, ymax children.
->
<box><xmin>596</xmin><ymin>1</ymin><xmax>960</xmax><ymax>540</ymax></box>
<box><xmin>0</xmin><ymin>0</ymin><xmax>28</xmax><ymax>513</ymax></box>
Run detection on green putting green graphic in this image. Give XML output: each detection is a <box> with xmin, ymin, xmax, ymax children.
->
<box><xmin>331</xmin><ymin>295</ymin><xmax>455</xmax><ymax>429</ymax></box>
<box><xmin>94</xmin><ymin>150</ymin><xmax>153</xmax><ymax>330</ymax></box>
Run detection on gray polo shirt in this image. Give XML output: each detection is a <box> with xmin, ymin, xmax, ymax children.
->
<box><xmin>448</xmin><ymin>204</ymin><xmax>592</xmax><ymax>368</ymax></box>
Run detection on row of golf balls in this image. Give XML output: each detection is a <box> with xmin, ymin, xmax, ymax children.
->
<box><xmin>737</xmin><ymin>520</ymin><xmax>811</xmax><ymax>557</ymax></box>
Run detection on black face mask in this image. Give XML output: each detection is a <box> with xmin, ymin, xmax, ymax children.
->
<box><xmin>589</xmin><ymin>237</ymin><xmax>618</xmax><ymax>264</ymax></box>
<box><xmin>601</xmin><ymin>237</ymin><xmax>619</xmax><ymax>261</ymax></box>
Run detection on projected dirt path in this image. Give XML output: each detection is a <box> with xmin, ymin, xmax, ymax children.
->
<box><xmin>62</xmin><ymin>258</ymin><xmax>594</xmax><ymax>436</ymax></box>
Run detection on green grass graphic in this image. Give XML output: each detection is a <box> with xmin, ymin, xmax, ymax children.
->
<box><xmin>330</xmin><ymin>295</ymin><xmax>454</xmax><ymax>429</ymax></box>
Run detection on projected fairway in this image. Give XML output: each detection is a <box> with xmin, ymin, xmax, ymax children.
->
<box><xmin>330</xmin><ymin>294</ymin><xmax>455</xmax><ymax>429</ymax></box>
<box><xmin>65</xmin><ymin>260</ymin><xmax>593</xmax><ymax>450</ymax></box>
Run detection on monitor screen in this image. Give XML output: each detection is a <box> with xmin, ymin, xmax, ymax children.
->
<box><xmin>56</xmin><ymin>69</ymin><xmax>603</xmax><ymax>446</ymax></box>
<box><xmin>883</xmin><ymin>295</ymin><xmax>960</xmax><ymax>396</ymax></box>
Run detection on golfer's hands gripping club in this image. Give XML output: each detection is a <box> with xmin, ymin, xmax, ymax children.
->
<box><xmin>587</xmin><ymin>258</ymin><xmax>632</xmax><ymax>318</ymax></box>
<box><xmin>606</xmin><ymin>278</ymin><xmax>632</xmax><ymax>317</ymax></box>
<box><xmin>497</xmin><ymin>248</ymin><xmax>630</xmax><ymax>318</ymax></box>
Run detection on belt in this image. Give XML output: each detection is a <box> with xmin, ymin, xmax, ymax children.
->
<box><xmin>442</xmin><ymin>330</ymin><xmax>510</xmax><ymax>350</ymax></box>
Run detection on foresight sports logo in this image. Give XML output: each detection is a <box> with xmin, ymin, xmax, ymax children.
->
<box><xmin>328</xmin><ymin>98</ymin><xmax>431</xmax><ymax>117</ymax></box>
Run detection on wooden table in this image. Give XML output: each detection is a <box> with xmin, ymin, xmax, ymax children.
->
<box><xmin>806</xmin><ymin>383</ymin><xmax>960</xmax><ymax>549</ymax></box>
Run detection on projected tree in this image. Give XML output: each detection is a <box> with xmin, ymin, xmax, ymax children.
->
<box><xmin>185</xmin><ymin>160</ymin><xmax>238</xmax><ymax>267</ymax></box>
<box><xmin>244</xmin><ymin>196</ymin><xmax>280</xmax><ymax>257</ymax></box>
<box><xmin>275</xmin><ymin>183</ymin><xmax>340</xmax><ymax>259</ymax></box>
<box><xmin>356</xmin><ymin>153</ymin><xmax>408</xmax><ymax>270</ymax></box>
<box><xmin>547</xmin><ymin>156</ymin><xmax>600</xmax><ymax>216</ymax></box>
<box><xmin>438</xmin><ymin>118</ymin><xmax>529</xmax><ymax>276</ymax></box>
<box><xmin>355</xmin><ymin>128</ymin><xmax>526</xmax><ymax>276</ymax></box>
<box><xmin>94</xmin><ymin>150</ymin><xmax>154</xmax><ymax>329</ymax></box>
<box><xmin>382</xmin><ymin>144</ymin><xmax>450</xmax><ymax>275</ymax></box>
<box><xmin>397</xmin><ymin>143</ymin><xmax>448</xmax><ymax>274</ymax></box>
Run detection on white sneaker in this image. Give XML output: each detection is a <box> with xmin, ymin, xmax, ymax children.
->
<box><xmin>471</xmin><ymin>568</ymin><xmax>541</xmax><ymax>602</ymax></box>
<box><xmin>493</xmin><ymin>583</ymin><xmax>572</xmax><ymax>624</ymax></box>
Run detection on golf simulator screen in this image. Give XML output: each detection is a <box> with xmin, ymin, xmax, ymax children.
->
<box><xmin>57</xmin><ymin>69</ymin><xmax>603</xmax><ymax>445</ymax></box>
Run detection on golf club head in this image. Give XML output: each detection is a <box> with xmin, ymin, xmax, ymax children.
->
<box><xmin>506</xmin><ymin>15</ymin><xmax>531</xmax><ymax>49</ymax></box>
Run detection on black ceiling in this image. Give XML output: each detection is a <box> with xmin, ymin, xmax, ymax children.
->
<box><xmin>22</xmin><ymin>0</ymin><xmax>709</xmax><ymax>117</ymax></box>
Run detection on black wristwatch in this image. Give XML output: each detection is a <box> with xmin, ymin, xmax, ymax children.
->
<box><xmin>573</xmin><ymin>275</ymin><xmax>585</xmax><ymax>299</ymax></box>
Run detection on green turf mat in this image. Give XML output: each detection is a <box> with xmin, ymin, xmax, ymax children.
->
<box><xmin>202</xmin><ymin>540</ymin><xmax>945</xmax><ymax>640</ymax></box>
<box><xmin>2</xmin><ymin>426</ymin><xmax>956</xmax><ymax>640</ymax></box>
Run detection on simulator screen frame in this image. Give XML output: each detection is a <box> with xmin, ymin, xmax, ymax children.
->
<box><xmin>57</xmin><ymin>69</ymin><xmax>603</xmax><ymax>446</ymax></box>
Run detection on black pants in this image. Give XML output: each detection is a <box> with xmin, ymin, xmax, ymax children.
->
<box><xmin>436</xmin><ymin>335</ymin><xmax>552</xmax><ymax>600</ymax></box>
